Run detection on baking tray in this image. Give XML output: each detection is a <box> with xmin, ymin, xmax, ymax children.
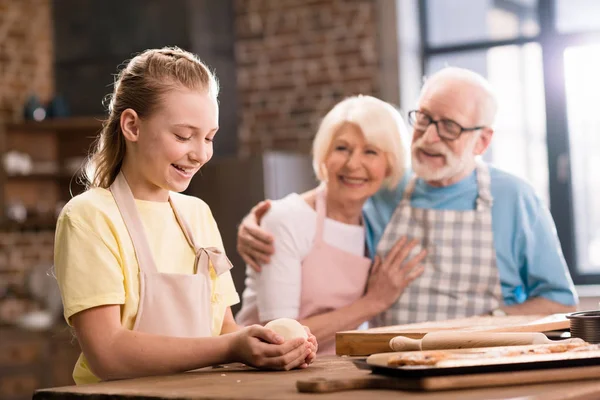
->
<box><xmin>354</xmin><ymin>345</ymin><xmax>600</xmax><ymax>378</ymax></box>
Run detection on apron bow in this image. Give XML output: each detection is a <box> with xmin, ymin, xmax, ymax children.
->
<box><xmin>196</xmin><ymin>247</ymin><xmax>233</xmax><ymax>276</ymax></box>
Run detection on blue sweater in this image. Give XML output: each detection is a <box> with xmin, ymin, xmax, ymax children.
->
<box><xmin>364</xmin><ymin>166</ymin><xmax>578</xmax><ymax>306</ymax></box>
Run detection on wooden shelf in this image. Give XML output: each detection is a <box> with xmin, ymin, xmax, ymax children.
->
<box><xmin>5</xmin><ymin>116</ymin><xmax>104</xmax><ymax>132</ymax></box>
<box><xmin>5</xmin><ymin>173</ymin><xmax>83</xmax><ymax>181</ymax></box>
<box><xmin>0</xmin><ymin>218</ymin><xmax>57</xmax><ymax>232</ymax></box>
<box><xmin>0</xmin><ymin>116</ymin><xmax>97</xmax><ymax>229</ymax></box>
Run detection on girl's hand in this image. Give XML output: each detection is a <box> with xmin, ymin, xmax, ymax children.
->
<box><xmin>229</xmin><ymin>325</ymin><xmax>311</xmax><ymax>370</ymax></box>
<box><xmin>300</xmin><ymin>326</ymin><xmax>318</xmax><ymax>368</ymax></box>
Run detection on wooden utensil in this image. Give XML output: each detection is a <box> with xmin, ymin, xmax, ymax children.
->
<box><xmin>336</xmin><ymin>314</ymin><xmax>570</xmax><ymax>356</ymax></box>
<box><xmin>389</xmin><ymin>331</ymin><xmax>583</xmax><ymax>351</ymax></box>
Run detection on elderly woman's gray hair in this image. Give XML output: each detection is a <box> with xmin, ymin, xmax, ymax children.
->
<box><xmin>312</xmin><ymin>95</ymin><xmax>409</xmax><ymax>189</ymax></box>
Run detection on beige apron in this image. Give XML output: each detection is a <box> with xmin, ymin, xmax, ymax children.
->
<box><xmin>110</xmin><ymin>172</ymin><xmax>233</xmax><ymax>337</ymax></box>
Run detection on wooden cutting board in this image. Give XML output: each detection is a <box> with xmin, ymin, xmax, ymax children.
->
<box><xmin>336</xmin><ymin>314</ymin><xmax>570</xmax><ymax>356</ymax></box>
<box><xmin>299</xmin><ymin>343</ymin><xmax>600</xmax><ymax>393</ymax></box>
<box><xmin>297</xmin><ymin>365</ymin><xmax>600</xmax><ymax>393</ymax></box>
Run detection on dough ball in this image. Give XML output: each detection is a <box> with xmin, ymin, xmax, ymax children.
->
<box><xmin>264</xmin><ymin>318</ymin><xmax>308</xmax><ymax>341</ymax></box>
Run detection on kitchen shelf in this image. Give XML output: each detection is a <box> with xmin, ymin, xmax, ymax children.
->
<box><xmin>5</xmin><ymin>172</ymin><xmax>83</xmax><ymax>181</ymax></box>
<box><xmin>5</xmin><ymin>116</ymin><xmax>104</xmax><ymax>132</ymax></box>
<box><xmin>0</xmin><ymin>117</ymin><xmax>101</xmax><ymax>227</ymax></box>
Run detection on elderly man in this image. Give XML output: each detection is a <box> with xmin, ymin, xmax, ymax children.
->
<box><xmin>237</xmin><ymin>67</ymin><xmax>578</xmax><ymax>325</ymax></box>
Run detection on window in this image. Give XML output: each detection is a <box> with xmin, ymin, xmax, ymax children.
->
<box><xmin>426</xmin><ymin>43</ymin><xmax>548</xmax><ymax>204</ymax></box>
<box><xmin>555</xmin><ymin>0</ymin><xmax>600</xmax><ymax>33</ymax></box>
<box><xmin>425</xmin><ymin>0</ymin><xmax>539</xmax><ymax>46</ymax></box>
<box><xmin>420</xmin><ymin>0</ymin><xmax>600</xmax><ymax>283</ymax></box>
<box><xmin>564</xmin><ymin>44</ymin><xmax>600</xmax><ymax>272</ymax></box>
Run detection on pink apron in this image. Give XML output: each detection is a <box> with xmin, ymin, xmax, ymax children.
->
<box><xmin>110</xmin><ymin>172</ymin><xmax>233</xmax><ymax>337</ymax></box>
<box><xmin>298</xmin><ymin>187</ymin><xmax>372</xmax><ymax>354</ymax></box>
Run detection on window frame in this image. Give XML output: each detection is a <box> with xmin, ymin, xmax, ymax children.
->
<box><xmin>419</xmin><ymin>0</ymin><xmax>600</xmax><ymax>285</ymax></box>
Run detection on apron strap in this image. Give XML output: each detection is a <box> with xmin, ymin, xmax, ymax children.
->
<box><xmin>401</xmin><ymin>175</ymin><xmax>419</xmax><ymax>206</ymax></box>
<box><xmin>110</xmin><ymin>172</ymin><xmax>158</xmax><ymax>274</ymax></box>
<box><xmin>474</xmin><ymin>158</ymin><xmax>493</xmax><ymax>211</ymax></box>
<box><xmin>169</xmin><ymin>196</ymin><xmax>197</xmax><ymax>250</ymax></box>
<box><xmin>170</xmin><ymin>195</ymin><xmax>233</xmax><ymax>277</ymax></box>
<box><xmin>314</xmin><ymin>183</ymin><xmax>365</xmax><ymax>241</ymax></box>
<box><xmin>314</xmin><ymin>184</ymin><xmax>327</xmax><ymax>242</ymax></box>
<box><xmin>402</xmin><ymin>161</ymin><xmax>493</xmax><ymax>211</ymax></box>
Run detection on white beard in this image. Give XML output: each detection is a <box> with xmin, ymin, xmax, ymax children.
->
<box><xmin>411</xmin><ymin>132</ymin><xmax>480</xmax><ymax>183</ymax></box>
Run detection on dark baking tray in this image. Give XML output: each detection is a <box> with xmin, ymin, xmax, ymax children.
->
<box><xmin>353</xmin><ymin>354</ymin><xmax>600</xmax><ymax>378</ymax></box>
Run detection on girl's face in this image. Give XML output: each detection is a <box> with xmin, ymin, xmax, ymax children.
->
<box><xmin>324</xmin><ymin>123</ymin><xmax>390</xmax><ymax>204</ymax></box>
<box><xmin>124</xmin><ymin>88</ymin><xmax>219</xmax><ymax>201</ymax></box>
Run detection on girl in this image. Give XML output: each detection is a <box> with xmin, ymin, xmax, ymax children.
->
<box><xmin>54</xmin><ymin>47</ymin><xmax>316</xmax><ymax>385</ymax></box>
<box><xmin>236</xmin><ymin>96</ymin><xmax>427</xmax><ymax>354</ymax></box>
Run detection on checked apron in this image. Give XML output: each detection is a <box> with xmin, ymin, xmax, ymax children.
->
<box><xmin>373</xmin><ymin>160</ymin><xmax>502</xmax><ymax>326</ymax></box>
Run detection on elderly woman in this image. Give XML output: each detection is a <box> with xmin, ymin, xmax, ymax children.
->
<box><xmin>236</xmin><ymin>95</ymin><xmax>427</xmax><ymax>354</ymax></box>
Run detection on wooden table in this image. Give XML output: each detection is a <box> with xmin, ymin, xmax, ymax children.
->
<box><xmin>33</xmin><ymin>356</ymin><xmax>600</xmax><ymax>400</ymax></box>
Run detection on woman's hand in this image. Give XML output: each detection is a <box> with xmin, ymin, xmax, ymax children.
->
<box><xmin>365</xmin><ymin>236</ymin><xmax>427</xmax><ymax>312</ymax></box>
<box><xmin>228</xmin><ymin>325</ymin><xmax>312</xmax><ymax>370</ymax></box>
<box><xmin>237</xmin><ymin>201</ymin><xmax>275</xmax><ymax>272</ymax></box>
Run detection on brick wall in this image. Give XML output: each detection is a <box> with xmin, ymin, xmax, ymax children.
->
<box><xmin>0</xmin><ymin>230</ymin><xmax>55</xmax><ymax>325</ymax></box>
<box><xmin>0</xmin><ymin>0</ymin><xmax>55</xmax><ymax>315</ymax></box>
<box><xmin>0</xmin><ymin>0</ymin><xmax>387</xmax><ymax>307</ymax></box>
<box><xmin>0</xmin><ymin>0</ymin><xmax>54</xmax><ymax>123</ymax></box>
<box><xmin>234</xmin><ymin>0</ymin><xmax>381</xmax><ymax>155</ymax></box>
<box><xmin>0</xmin><ymin>231</ymin><xmax>54</xmax><ymax>287</ymax></box>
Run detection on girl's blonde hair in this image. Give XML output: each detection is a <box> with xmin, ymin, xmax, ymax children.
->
<box><xmin>312</xmin><ymin>95</ymin><xmax>409</xmax><ymax>189</ymax></box>
<box><xmin>84</xmin><ymin>46</ymin><xmax>219</xmax><ymax>188</ymax></box>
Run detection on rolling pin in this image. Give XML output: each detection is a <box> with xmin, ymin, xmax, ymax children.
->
<box><xmin>389</xmin><ymin>331</ymin><xmax>584</xmax><ymax>351</ymax></box>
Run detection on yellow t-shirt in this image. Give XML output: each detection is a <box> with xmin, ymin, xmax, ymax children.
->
<box><xmin>54</xmin><ymin>187</ymin><xmax>240</xmax><ymax>385</ymax></box>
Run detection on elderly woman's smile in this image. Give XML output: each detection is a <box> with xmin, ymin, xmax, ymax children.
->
<box><xmin>324</xmin><ymin>123</ymin><xmax>391</xmax><ymax>203</ymax></box>
<box><xmin>338</xmin><ymin>175</ymin><xmax>369</xmax><ymax>186</ymax></box>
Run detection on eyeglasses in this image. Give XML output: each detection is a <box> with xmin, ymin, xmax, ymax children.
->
<box><xmin>407</xmin><ymin>110</ymin><xmax>485</xmax><ymax>141</ymax></box>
